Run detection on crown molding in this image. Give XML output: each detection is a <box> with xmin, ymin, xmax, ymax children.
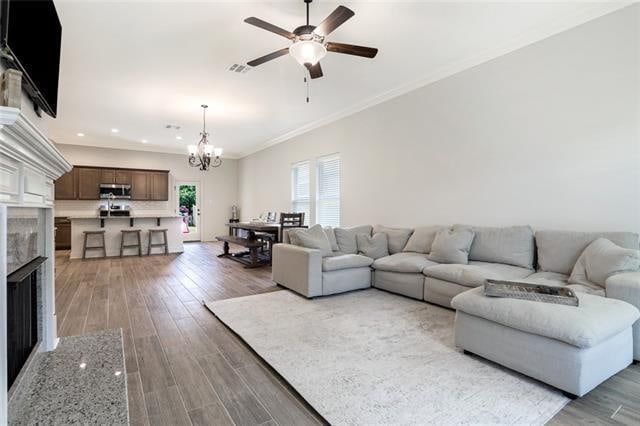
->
<box><xmin>52</xmin><ymin>139</ymin><xmax>241</xmax><ymax>160</ymax></box>
<box><xmin>238</xmin><ymin>2</ymin><xmax>631</xmax><ymax>158</ymax></box>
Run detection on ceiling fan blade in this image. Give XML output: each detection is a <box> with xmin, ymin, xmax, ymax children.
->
<box><xmin>326</xmin><ymin>42</ymin><xmax>378</xmax><ymax>58</ymax></box>
<box><xmin>305</xmin><ymin>62</ymin><xmax>323</xmax><ymax>79</ymax></box>
<box><xmin>313</xmin><ymin>6</ymin><xmax>355</xmax><ymax>37</ymax></box>
<box><xmin>244</xmin><ymin>17</ymin><xmax>296</xmax><ymax>40</ymax></box>
<box><xmin>247</xmin><ymin>47</ymin><xmax>290</xmax><ymax>67</ymax></box>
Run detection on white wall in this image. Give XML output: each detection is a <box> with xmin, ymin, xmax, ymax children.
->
<box><xmin>54</xmin><ymin>144</ymin><xmax>238</xmax><ymax>241</ymax></box>
<box><xmin>238</xmin><ymin>5</ymin><xmax>640</xmax><ymax>234</ymax></box>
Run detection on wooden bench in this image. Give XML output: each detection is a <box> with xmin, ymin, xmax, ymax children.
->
<box><xmin>216</xmin><ymin>235</ymin><xmax>269</xmax><ymax>268</ymax></box>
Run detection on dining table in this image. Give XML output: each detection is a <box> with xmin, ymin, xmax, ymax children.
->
<box><xmin>216</xmin><ymin>221</ymin><xmax>307</xmax><ymax>268</ymax></box>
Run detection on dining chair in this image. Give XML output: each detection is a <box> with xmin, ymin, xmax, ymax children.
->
<box><xmin>277</xmin><ymin>212</ymin><xmax>305</xmax><ymax>242</ymax></box>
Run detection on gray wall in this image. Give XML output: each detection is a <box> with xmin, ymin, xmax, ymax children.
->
<box><xmin>238</xmin><ymin>5</ymin><xmax>640</xmax><ymax>233</ymax></box>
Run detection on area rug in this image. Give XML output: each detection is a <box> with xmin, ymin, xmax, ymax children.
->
<box><xmin>205</xmin><ymin>289</ymin><xmax>568</xmax><ymax>425</ymax></box>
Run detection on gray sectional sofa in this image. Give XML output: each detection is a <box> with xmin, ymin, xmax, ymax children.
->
<box><xmin>272</xmin><ymin>224</ymin><xmax>640</xmax><ymax>397</ymax></box>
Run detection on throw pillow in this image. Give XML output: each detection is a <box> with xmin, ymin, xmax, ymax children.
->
<box><xmin>428</xmin><ymin>227</ymin><xmax>475</xmax><ymax>264</ymax></box>
<box><xmin>373</xmin><ymin>225</ymin><xmax>413</xmax><ymax>254</ymax></box>
<box><xmin>357</xmin><ymin>233</ymin><xmax>389</xmax><ymax>260</ymax></box>
<box><xmin>403</xmin><ymin>225</ymin><xmax>446</xmax><ymax>254</ymax></box>
<box><xmin>324</xmin><ymin>226</ymin><xmax>340</xmax><ymax>252</ymax></box>
<box><xmin>334</xmin><ymin>225</ymin><xmax>373</xmax><ymax>254</ymax></box>
<box><xmin>287</xmin><ymin>229</ymin><xmax>301</xmax><ymax>246</ymax></box>
<box><xmin>292</xmin><ymin>224</ymin><xmax>333</xmax><ymax>257</ymax></box>
<box><xmin>569</xmin><ymin>238</ymin><xmax>640</xmax><ymax>287</ymax></box>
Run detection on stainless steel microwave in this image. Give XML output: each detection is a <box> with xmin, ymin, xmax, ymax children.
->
<box><xmin>99</xmin><ymin>183</ymin><xmax>131</xmax><ymax>199</ymax></box>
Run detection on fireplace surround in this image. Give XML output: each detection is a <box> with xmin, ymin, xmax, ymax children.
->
<box><xmin>0</xmin><ymin>103</ymin><xmax>71</xmax><ymax>423</ymax></box>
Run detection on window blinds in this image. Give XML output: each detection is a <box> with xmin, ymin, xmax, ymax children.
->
<box><xmin>291</xmin><ymin>161</ymin><xmax>310</xmax><ymax>225</ymax></box>
<box><xmin>316</xmin><ymin>155</ymin><xmax>340</xmax><ymax>227</ymax></box>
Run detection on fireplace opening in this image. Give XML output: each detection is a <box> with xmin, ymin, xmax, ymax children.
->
<box><xmin>6</xmin><ymin>256</ymin><xmax>46</xmax><ymax>390</ymax></box>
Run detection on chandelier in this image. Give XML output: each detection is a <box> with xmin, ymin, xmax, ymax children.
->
<box><xmin>188</xmin><ymin>104</ymin><xmax>222</xmax><ymax>171</ymax></box>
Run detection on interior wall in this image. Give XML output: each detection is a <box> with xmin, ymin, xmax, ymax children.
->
<box><xmin>238</xmin><ymin>5</ymin><xmax>640</xmax><ymax>234</ymax></box>
<box><xmin>54</xmin><ymin>144</ymin><xmax>238</xmax><ymax>241</ymax></box>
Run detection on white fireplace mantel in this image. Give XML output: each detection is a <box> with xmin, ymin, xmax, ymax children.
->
<box><xmin>1</xmin><ymin>106</ymin><xmax>71</xmax><ymax>206</ymax></box>
<box><xmin>1</xmin><ymin>105</ymin><xmax>72</xmax><ymax>424</ymax></box>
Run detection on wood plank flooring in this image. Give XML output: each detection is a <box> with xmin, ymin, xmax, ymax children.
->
<box><xmin>55</xmin><ymin>242</ymin><xmax>639</xmax><ymax>425</ymax></box>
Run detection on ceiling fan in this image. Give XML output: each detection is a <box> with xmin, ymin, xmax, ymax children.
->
<box><xmin>244</xmin><ymin>0</ymin><xmax>378</xmax><ymax>79</ymax></box>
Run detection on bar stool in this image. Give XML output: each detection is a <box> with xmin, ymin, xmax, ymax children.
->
<box><xmin>148</xmin><ymin>228</ymin><xmax>169</xmax><ymax>255</ymax></box>
<box><xmin>82</xmin><ymin>230</ymin><xmax>106</xmax><ymax>259</ymax></box>
<box><xmin>120</xmin><ymin>229</ymin><xmax>142</xmax><ymax>257</ymax></box>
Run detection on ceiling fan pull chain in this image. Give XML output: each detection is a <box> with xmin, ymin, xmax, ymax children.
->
<box><xmin>305</xmin><ymin>72</ymin><xmax>310</xmax><ymax>103</ymax></box>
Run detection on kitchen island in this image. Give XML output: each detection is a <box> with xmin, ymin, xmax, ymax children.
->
<box><xmin>68</xmin><ymin>214</ymin><xmax>184</xmax><ymax>259</ymax></box>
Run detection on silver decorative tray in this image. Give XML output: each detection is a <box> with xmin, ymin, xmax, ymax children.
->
<box><xmin>484</xmin><ymin>279</ymin><xmax>579</xmax><ymax>306</ymax></box>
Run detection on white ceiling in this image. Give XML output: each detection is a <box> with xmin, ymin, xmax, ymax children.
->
<box><xmin>50</xmin><ymin>1</ymin><xmax>627</xmax><ymax>158</ymax></box>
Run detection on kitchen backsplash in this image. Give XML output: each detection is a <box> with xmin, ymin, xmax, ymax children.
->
<box><xmin>54</xmin><ymin>200</ymin><xmax>171</xmax><ymax>216</ymax></box>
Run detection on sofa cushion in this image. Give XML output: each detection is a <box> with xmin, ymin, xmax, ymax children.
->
<box><xmin>569</xmin><ymin>238</ymin><xmax>640</xmax><ymax>288</ymax></box>
<box><xmin>324</xmin><ymin>227</ymin><xmax>340</xmax><ymax>252</ymax></box>
<box><xmin>402</xmin><ymin>225</ymin><xmax>446</xmax><ymax>254</ymax></box>
<box><xmin>322</xmin><ymin>254</ymin><xmax>374</xmax><ymax>272</ymax></box>
<box><xmin>357</xmin><ymin>233</ymin><xmax>389</xmax><ymax>260</ymax></box>
<box><xmin>423</xmin><ymin>261</ymin><xmax>532</xmax><ymax>288</ymax></box>
<box><xmin>456</xmin><ymin>225</ymin><xmax>534</xmax><ymax>269</ymax></box>
<box><xmin>290</xmin><ymin>224</ymin><xmax>332</xmax><ymax>256</ymax></box>
<box><xmin>451</xmin><ymin>286</ymin><xmax>640</xmax><ymax>348</ymax></box>
<box><xmin>428</xmin><ymin>227</ymin><xmax>475</xmax><ymax>264</ymax></box>
<box><xmin>373</xmin><ymin>225</ymin><xmax>413</xmax><ymax>254</ymax></box>
<box><xmin>536</xmin><ymin>230</ymin><xmax>639</xmax><ymax>275</ymax></box>
<box><xmin>372</xmin><ymin>252</ymin><xmax>437</xmax><ymax>274</ymax></box>
<box><xmin>516</xmin><ymin>271</ymin><xmax>605</xmax><ymax>297</ymax></box>
<box><xmin>334</xmin><ymin>225</ymin><xmax>373</xmax><ymax>254</ymax></box>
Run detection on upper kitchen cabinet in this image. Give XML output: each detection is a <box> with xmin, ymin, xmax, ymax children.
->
<box><xmin>54</xmin><ymin>168</ymin><xmax>77</xmax><ymax>200</ymax></box>
<box><xmin>115</xmin><ymin>170</ymin><xmax>132</xmax><ymax>185</ymax></box>
<box><xmin>131</xmin><ymin>171</ymin><xmax>150</xmax><ymax>200</ymax></box>
<box><xmin>100</xmin><ymin>168</ymin><xmax>115</xmax><ymax>184</ymax></box>
<box><xmin>150</xmin><ymin>172</ymin><xmax>169</xmax><ymax>201</ymax></box>
<box><xmin>77</xmin><ymin>167</ymin><xmax>102</xmax><ymax>200</ymax></box>
<box><xmin>54</xmin><ymin>166</ymin><xmax>169</xmax><ymax>200</ymax></box>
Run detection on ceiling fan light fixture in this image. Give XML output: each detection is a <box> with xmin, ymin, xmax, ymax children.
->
<box><xmin>289</xmin><ymin>40</ymin><xmax>326</xmax><ymax>66</ymax></box>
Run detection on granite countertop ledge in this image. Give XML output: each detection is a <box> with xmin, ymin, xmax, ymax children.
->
<box><xmin>8</xmin><ymin>329</ymin><xmax>129</xmax><ymax>425</ymax></box>
<box><xmin>68</xmin><ymin>214</ymin><xmax>182</xmax><ymax>219</ymax></box>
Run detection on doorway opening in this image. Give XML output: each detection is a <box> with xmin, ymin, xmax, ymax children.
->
<box><xmin>175</xmin><ymin>181</ymin><xmax>201</xmax><ymax>242</ymax></box>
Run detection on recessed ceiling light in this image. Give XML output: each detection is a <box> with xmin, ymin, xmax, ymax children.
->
<box><xmin>176</xmin><ymin>136</ymin><xmax>182</xmax><ymax>140</ymax></box>
<box><xmin>141</xmin><ymin>139</ymin><xmax>148</xmax><ymax>144</ymax></box>
<box><xmin>77</xmin><ymin>132</ymin><xmax>85</xmax><ymax>137</ymax></box>
<box><xmin>111</xmin><ymin>128</ymin><xmax>119</xmax><ymax>133</ymax></box>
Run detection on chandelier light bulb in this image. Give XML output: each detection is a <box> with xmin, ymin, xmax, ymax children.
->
<box><xmin>188</xmin><ymin>145</ymin><xmax>197</xmax><ymax>155</ymax></box>
<box><xmin>213</xmin><ymin>147</ymin><xmax>223</xmax><ymax>157</ymax></box>
<box><xmin>289</xmin><ymin>40</ymin><xmax>326</xmax><ymax>66</ymax></box>
<box><xmin>204</xmin><ymin>145</ymin><xmax>213</xmax><ymax>156</ymax></box>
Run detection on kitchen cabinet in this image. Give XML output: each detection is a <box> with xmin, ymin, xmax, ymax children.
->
<box><xmin>150</xmin><ymin>172</ymin><xmax>169</xmax><ymax>201</ymax></box>
<box><xmin>131</xmin><ymin>171</ymin><xmax>150</xmax><ymax>200</ymax></box>
<box><xmin>55</xmin><ymin>217</ymin><xmax>71</xmax><ymax>250</ymax></box>
<box><xmin>54</xmin><ymin>166</ymin><xmax>168</xmax><ymax>201</ymax></box>
<box><xmin>100</xmin><ymin>169</ymin><xmax>115</xmax><ymax>184</ymax></box>
<box><xmin>77</xmin><ymin>168</ymin><xmax>102</xmax><ymax>200</ymax></box>
<box><xmin>115</xmin><ymin>170</ymin><xmax>132</xmax><ymax>185</ymax></box>
<box><xmin>54</xmin><ymin>169</ymin><xmax>76</xmax><ymax>200</ymax></box>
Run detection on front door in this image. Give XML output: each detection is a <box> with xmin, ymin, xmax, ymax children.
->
<box><xmin>175</xmin><ymin>181</ymin><xmax>201</xmax><ymax>242</ymax></box>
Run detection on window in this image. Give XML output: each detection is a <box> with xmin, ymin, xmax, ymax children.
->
<box><xmin>291</xmin><ymin>161</ymin><xmax>310</xmax><ymax>225</ymax></box>
<box><xmin>316</xmin><ymin>154</ymin><xmax>340</xmax><ymax>227</ymax></box>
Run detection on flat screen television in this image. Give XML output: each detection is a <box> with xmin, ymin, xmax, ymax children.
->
<box><xmin>1</xmin><ymin>0</ymin><xmax>62</xmax><ymax>118</ymax></box>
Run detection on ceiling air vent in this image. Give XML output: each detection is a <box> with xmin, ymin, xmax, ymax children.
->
<box><xmin>229</xmin><ymin>64</ymin><xmax>251</xmax><ymax>74</ymax></box>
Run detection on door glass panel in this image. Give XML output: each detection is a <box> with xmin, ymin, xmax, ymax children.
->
<box><xmin>178</xmin><ymin>184</ymin><xmax>199</xmax><ymax>241</ymax></box>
